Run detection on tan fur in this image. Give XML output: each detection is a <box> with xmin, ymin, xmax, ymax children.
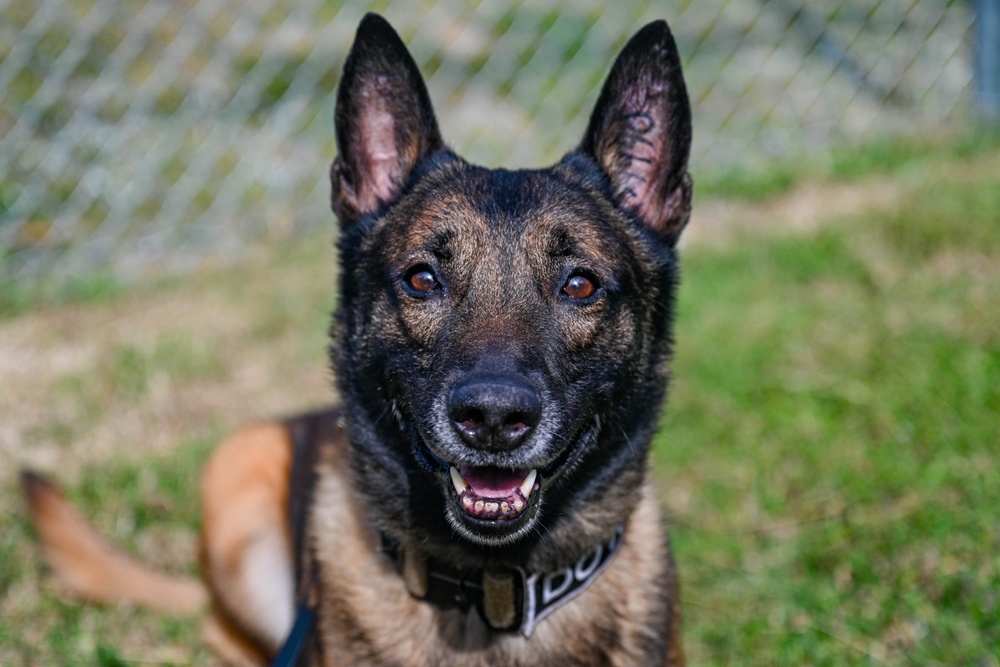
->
<box><xmin>23</xmin><ymin>425</ymin><xmax>296</xmax><ymax>666</ymax></box>
<box><xmin>199</xmin><ymin>422</ymin><xmax>296</xmax><ymax>661</ymax></box>
<box><xmin>203</xmin><ymin>610</ymin><xmax>274</xmax><ymax>667</ymax></box>
<box><xmin>21</xmin><ymin>471</ymin><xmax>207</xmax><ymax>614</ymax></box>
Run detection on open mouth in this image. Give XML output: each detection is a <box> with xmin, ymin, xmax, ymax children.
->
<box><xmin>410</xmin><ymin>418</ymin><xmax>598</xmax><ymax>542</ymax></box>
<box><xmin>411</xmin><ymin>435</ymin><xmax>543</xmax><ymax>530</ymax></box>
<box><xmin>449</xmin><ymin>466</ymin><xmax>539</xmax><ymax>522</ymax></box>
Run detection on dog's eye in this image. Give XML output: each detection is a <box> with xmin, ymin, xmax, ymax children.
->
<box><xmin>405</xmin><ymin>266</ymin><xmax>439</xmax><ymax>294</ymax></box>
<box><xmin>562</xmin><ymin>273</ymin><xmax>598</xmax><ymax>300</ymax></box>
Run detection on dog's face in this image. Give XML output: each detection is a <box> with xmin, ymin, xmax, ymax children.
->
<box><xmin>331</xmin><ymin>14</ymin><xmax>691</xmax><ymax>565</ymax></box>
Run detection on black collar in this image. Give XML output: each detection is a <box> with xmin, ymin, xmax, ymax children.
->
<box><xmin>384</xmin><ymin>524</ymin><xmax>625</xmax><ymax>637</ymax></box>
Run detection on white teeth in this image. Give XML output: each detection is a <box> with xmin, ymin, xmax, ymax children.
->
<box><xmin>450</xmin><ymin>466</ymin><xmax>468</xmax><ymax>494</ymax></box>
<box><xmin>519</xmin><ymin>469</ymin><xmax>537</xmax><ymax>498</ymax></box>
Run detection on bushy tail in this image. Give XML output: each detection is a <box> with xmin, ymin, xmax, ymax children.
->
<box><xmin>21</xmin><ymin>470</ymin><xmax>208</xmax><ymax>615</ymax></box>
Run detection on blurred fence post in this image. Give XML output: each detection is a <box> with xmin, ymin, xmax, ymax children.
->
<box><xmin>977</xmin><ymin>0</ymin><xmax>1000</xmax><ymax>120</ymax></box>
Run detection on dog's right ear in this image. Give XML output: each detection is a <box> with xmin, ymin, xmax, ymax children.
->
<box><xmin>330</xmin><ymin>13</ymin><xmax>444</xmax><ymax>225</ymax></box>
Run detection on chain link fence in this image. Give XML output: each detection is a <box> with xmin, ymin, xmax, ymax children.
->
<box><xmin>0</xmin><ymin>0</ymin><xmax>974</xmax><ymax>286</ymax></box>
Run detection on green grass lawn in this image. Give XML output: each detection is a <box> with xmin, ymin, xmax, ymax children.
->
<box><xmin>661</xmin><ymin>141</ymin><xmax>1000</xmax><ymax>664</ymax></box>
<box><xmin>2</xmin><ymin>136</ymin><xmax>998</xmax><ymax>665</ymax></box>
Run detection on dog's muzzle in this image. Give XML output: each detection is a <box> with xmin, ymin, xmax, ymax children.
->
<box><xmin>444</xmin><ymin>373</ymin><xmax>542</xmax><ymax>524</ymax></box>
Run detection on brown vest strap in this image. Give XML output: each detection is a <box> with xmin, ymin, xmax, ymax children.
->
<box><xmin>286</xmin><ymin>412</ymin><xmax>323</xmax><ymax>588</ymax></box>
<box><xmin>273</xmin><ymin>408</ymin><xmax>341</xmax><ymax>666</ymax></box>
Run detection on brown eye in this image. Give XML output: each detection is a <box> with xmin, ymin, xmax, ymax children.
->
<box><xmin>563</xmin><ymin>273</ymin><xmax>597</xmax><ymax>300</ymax></box>
<box><xmin>406</xmin><ymin>267</ymin><xmax>438</xmax><ymax>294</ymax></box>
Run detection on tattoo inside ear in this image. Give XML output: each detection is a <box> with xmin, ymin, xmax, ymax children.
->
<box><xmin>618</xmin><ymin>112</ymin><xmax>661</xmax><ymax>203</ymax></box>
<box><xmin>577</xmin><ymin>20</ymin><xmax>693</xmax><ymax>244</ymax></box>
<box><xmin>616</xmin><ymin>110</ymin><xmax>691</xmax><ymax>240</ymax></box>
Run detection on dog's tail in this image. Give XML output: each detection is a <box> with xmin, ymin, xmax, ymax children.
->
<box><xmin>21</xmin><ymin>470</ymin><xmax>208</xmax><ymax>615</ymax></box>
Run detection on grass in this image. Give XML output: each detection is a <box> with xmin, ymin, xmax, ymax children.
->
<box><xmin>2</xmin><ymin>439</ymin><xmax>213</xmax><ymax>665</ymax></box>
<box><xmin>0</xmin><ymin>271</ymin><xmax>126</xmax><ymax>320</ymax></box>
<box><xmin>695</xmin><ymin>126</ymin><xmax>1000</xmax><ymax>200</ymax></box>
<box><xmin>659</xmin><ymin>144</ymin><xmax>1000</xmax><ymax>664</ymax></box>
<box><xmin>2</xmin><ymin>137</ymin><xmax>999</xmax><ymax>664</ymax></box>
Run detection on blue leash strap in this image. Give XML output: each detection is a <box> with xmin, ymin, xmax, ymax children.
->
<box><xmin>270</xmin><ymin>602</ymin><xmax>316</xmax><ymax>667</ymax></box>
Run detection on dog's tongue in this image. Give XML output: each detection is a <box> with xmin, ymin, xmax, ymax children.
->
<box><xmin>458</xmin><ymin>465</ymin><xmax>526</xmax><ymax>497</ymax></box>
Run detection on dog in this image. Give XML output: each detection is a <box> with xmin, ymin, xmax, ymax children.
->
<box><xmin>23</xmin><ymin>12</ymin><xmax>693</xmax><ymax>666</ymax></box>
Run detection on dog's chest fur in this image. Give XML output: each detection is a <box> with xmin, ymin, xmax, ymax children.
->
<box><xmin>306</xmin><ymin>447</ymin><xmax>680</xmax><ymax>666</ymax></box>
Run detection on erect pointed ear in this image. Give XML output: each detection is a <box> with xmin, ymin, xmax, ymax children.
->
<box><xmin>578</xmin><ymin>20</ymin><xmax>693</xmax><ymax>245</ymax></box>
<box><xmin>330</xmin><ymin>13</ymin><xmax>444</xmax><ymax>225</ymax></box>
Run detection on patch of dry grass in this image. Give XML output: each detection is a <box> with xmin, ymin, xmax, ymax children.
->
<box><xmin>0</xmin><ymin>237</ymin><xmax>336</xmax><ymax>488</ymax></box>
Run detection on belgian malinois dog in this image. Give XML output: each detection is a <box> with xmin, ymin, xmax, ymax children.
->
<box><xmin>24</xmin><ymin>12</ymin><xmax>693</xmax><ymax>666</ymax></box>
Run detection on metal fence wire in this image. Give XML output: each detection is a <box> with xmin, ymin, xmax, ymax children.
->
<box><xmin>0</xmin><ymin>0</ymin><xmax>974</xmax><ymax>285</ymax></box>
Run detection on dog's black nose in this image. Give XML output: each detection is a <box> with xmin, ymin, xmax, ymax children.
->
<box><xmin>448</xmin><ymin>375</ymin><xmax>542</xmax><ymax>451</ymax></box>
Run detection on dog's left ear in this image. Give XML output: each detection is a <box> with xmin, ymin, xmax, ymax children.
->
<box><xmin>330</xmin><ymin>13</ymin><xmax>444</xmax><ymax>225</ymax></box>
<box><xmin>578</xmin><ymin>20</ymin><xmax>693</xmax><ymax>245</ymax></box>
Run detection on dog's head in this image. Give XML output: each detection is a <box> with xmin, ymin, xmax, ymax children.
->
<box><xmin>331</xmin><ymin>14</ymin><xmax>691</xmax><ymax>567</ymax></box>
